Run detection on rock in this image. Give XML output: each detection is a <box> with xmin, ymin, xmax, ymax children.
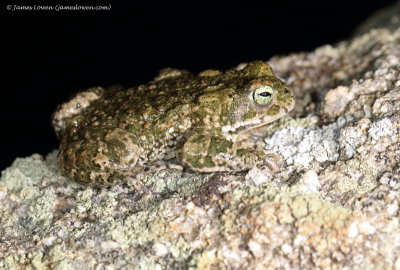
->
<box><xmin>1</xmin><ymin>11</ymin><xmax>400</xmax><ymax>270</ymax></box>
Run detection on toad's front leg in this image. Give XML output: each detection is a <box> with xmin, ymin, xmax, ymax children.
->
<box><xmin>175</xmin><ymin>130</ymin><xmax>280</xmax><ymax>173</ymax></box>
<box><xmin>58</xmin><ymin>127</ymin><xmax>142</xmax><ymax>186</ymax></box>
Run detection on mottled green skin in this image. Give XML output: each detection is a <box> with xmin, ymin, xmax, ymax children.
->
<box><xmin>52</xmin><ymin>61</ymin><xmax>295</xmax><ymax>185</ymax></box>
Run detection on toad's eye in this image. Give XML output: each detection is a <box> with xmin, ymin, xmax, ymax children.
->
<box><xmin>253</xmin><ymin>85</ymin><xmax>274</xmax><ymax>105</ymax></box>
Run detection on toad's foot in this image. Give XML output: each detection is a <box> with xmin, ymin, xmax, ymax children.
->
<box><xmin>256</xmin><ymin>149</ymin><xmax>281</xmax><ymax>172</ymax></box>
<box><xmin>176</xmin><ymin>131</ymin><xmax>283</xmax><ymax>173</ymax></box>
<box><xmin>127</xmin><ymin>161</ymin><xmax>184</xmax><ymax>182</ymax></box>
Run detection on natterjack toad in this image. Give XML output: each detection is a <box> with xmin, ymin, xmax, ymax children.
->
<box><xmin>52</xmin><ymin>61</ymin><xmax>295</xmax><ymax>185</ymax></box>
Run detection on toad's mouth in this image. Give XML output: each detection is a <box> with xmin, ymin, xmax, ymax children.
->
<box><xmin>221</xmin><ymin>107</ymin><xmax>290</xmax><ymax>136</ymax></box>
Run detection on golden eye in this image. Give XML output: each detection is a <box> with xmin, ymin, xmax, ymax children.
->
<box><xmin>253</xmin><ymin>85</ymin><xmax>274</xmax><ymax>105</ymax></box>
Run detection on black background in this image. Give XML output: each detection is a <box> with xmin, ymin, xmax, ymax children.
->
<box><xmin>2</xmin><ymin>1</ymin><xmax>396</xmax><ymax>171</ymax></box>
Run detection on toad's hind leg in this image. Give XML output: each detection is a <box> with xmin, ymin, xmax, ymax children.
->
<box><xmin>58</xmin><ymin>127</ymin><xmax>142</xmax><ymax>186</ymax></box>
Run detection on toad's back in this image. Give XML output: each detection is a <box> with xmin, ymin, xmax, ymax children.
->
<box><xmin>67</xmin><ymin>70</ymin><xmax>240</xmax><ymax>131</ymax></box>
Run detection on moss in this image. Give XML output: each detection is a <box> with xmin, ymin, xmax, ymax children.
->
<box><xmin>191</xmin><ymin>249</ymin><xmax>225</xmax><ymax>270</ymax></box>
<box><xmin>31</xmin><ymin>252</ymin><xmax>46</xmax><ymax>270</ymax></box>
<box><xmin>26</xmin><ymin>189</ymin><xmax>57</xmax><ymax>226</ymax></box>
<box><xmin>142</xmin><ymin>170</ymin><xmax>209</xmax><ymax>196</ymax></box>
<box><xmin>0</xmin><ymin>154</ymin><xmax>53</xmax><ymax>191</ymax></box>
<box><xmin>262</xmin><ymin>115</ymin><xmax>318</xmax><ymax>136</ymax></box>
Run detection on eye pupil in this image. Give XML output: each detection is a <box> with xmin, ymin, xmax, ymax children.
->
<box><xmin>259</xmin><ymin>92</ymin><xmax>271</xmax><ymax>97</ymax></box>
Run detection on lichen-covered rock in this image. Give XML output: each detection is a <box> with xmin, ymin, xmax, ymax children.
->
<box><xmin>1</xmin><ymin>14</ymin><xmax>400</xmax><ymax>270</ymax></box>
